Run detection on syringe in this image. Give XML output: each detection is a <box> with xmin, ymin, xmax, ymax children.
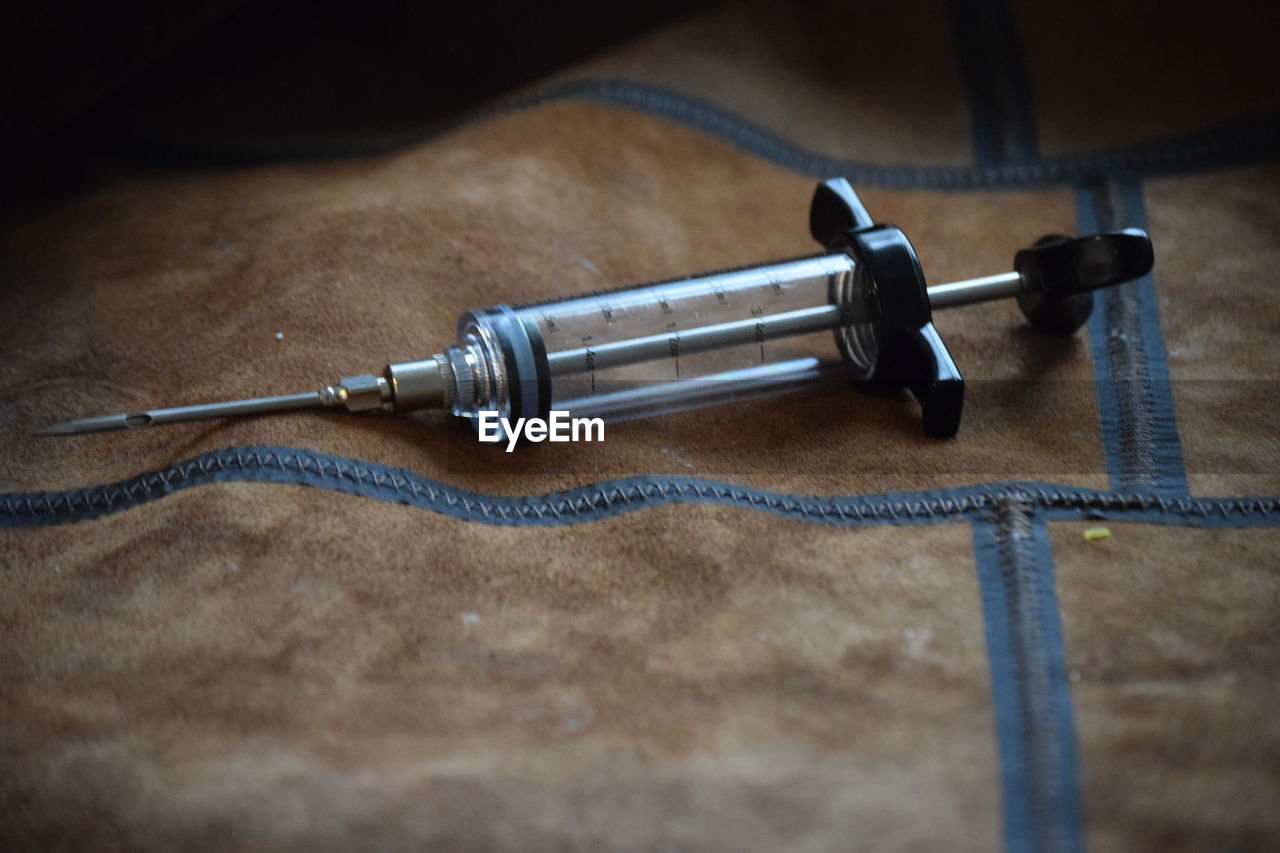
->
<box><xmin>37</xmin><ymin>179</ymin><xmax>1153</xmax><ymax>442</ymax></box>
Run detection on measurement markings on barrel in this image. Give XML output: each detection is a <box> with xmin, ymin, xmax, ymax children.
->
<box><xmin>581</xmin><ymin>334</ymin><xmax>596</xmax><ymax>392</ymax></box>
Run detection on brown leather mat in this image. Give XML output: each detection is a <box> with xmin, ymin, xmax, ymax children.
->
<box><xmin>3</xmin><ymin>1</ymin><xmax>1279</xmax><ymax>850</ymax></box>
<box><xmin>1052</xmin><ymin>522</ymin><xmax>1280</xmax><ymax>851</ymax></box>
<box><xmin>1147</xmin><ymin>164</ymin><xmax>1280</xmax><ymax>496</ymax></box>
<box><xmin>2</xmin><ymin>487</ymin><xmax>1000</xmax><ymax>850</ymax></box>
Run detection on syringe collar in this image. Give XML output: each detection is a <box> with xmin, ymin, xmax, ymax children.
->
<box><xmin>809</xmin><ymin>178</ymin><xmax>965</xmax><ymax>439</ymax></box>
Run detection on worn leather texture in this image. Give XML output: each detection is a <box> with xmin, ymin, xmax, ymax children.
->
<box><xmin>2</xmin><ymin>1</ymin><xmax>1278</xmax><ymax>850</ymax></box>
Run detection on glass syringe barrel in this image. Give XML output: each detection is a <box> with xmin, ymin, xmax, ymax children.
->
<box><xmin>444</xmin><ymin>252</ymin><xmax>874</xmax><ymax>425</ymax></box>
<box><xmin>542</xmin><ymin>303</ymin><xmax>844</xmax><ymax>376</ymax></box>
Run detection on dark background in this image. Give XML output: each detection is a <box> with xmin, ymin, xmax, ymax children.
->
<box><xmin>3</xmin><ymin>0</ymin><xmax>713</xmax><ymax>221</ymax></box>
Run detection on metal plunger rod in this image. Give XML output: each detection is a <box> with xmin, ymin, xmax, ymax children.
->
<box><xmin>35</xmin><ymin>265</ymin><xmax>1027</xmax><ymax>437</ymax></box>
<box><xmin>927</xmin><ymin>271</ymin><xmax>1023</xmax><ymax>309</ymax></box>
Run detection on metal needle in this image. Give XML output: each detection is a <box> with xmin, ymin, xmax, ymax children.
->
<box><xmin>34</xmin><ymin>372</ymin><xmax>401</xmax><ymax>437</ymax></box>
<box><xmin>34</xmin><ymin>391</ymin><xmax>329</xmax><ymax>436</ymax></box>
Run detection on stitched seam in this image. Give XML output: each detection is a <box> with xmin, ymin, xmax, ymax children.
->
<box><xmin>3</xmin><ymin>446</ymin><xmax>1278</xmax><ymax>528</ymax></box>
<box><xmin>559</xmin><ymin>81</ymin><xmax>1280</xmax><ymax>185</ymax></box>
<box><xmin>97</xmin><ymin>80</ymin><xmax>1280</xmax><ymax>186</ymax></box>
<box><xmin>988</xmin><ymin>494</ymin><xmax>1080</xmax><ymax>853</ymax></box>
<box><xmin>1081</xmin><ymin>180</ymin><xmax>1188</xmax><ymax>493</ymax></box>
<box><xmin>1099</xmin><ymin>181</ymin><xmax>1159</xmax><ymax>484</ymax></box>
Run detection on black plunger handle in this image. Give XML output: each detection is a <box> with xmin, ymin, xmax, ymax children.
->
<box><xmin>1015</xmin><ymin>228</ymin><xmax>1154</xmax><ymax>335</ymax></box>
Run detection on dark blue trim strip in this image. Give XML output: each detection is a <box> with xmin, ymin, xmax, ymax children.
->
<box><xmin>949</xmin><ymin>0</ymin><xmax>1040</xmax><ymax>165</ymax></box>
<box><xmin>952</xmin><ymin>10</ymin><xmax>1080</xmax><ymax>850</ymax></box>
<box><xmin>106</xmin><ymin>80</ymin><xmax>1280</xmax><ymax>189</ymax></box>
<box><xmin>973</xmin><ymin>517</ymin><xmax>1032</xmax><ymax>851</ymax></box>
<box><xmin>974</xmin><ymin>502</ymin><xmax>1083</xmax><ymax>853</ymax></box>
<box><xmin>3</xmin><ymin>446</ymin><xmax>1277</xmax><ymax>529</ymax></box>
<box><xmin>1078</xmin><ymin>180</ymin><xmax>1188</xmax><ymax>493</ymax></box>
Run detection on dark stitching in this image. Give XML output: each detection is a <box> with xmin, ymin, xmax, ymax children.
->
<box><xmin>2</xmin><ymin>445</ymin><xmax>1277</xmax><ymax>529</ymax></box>
<box><xmin>1080</xmin><ymin>180</ymin><xmax>1188</xmax><ymax>493</ymax></box>
<box><xmin>555</xmin><ymin>81</ymin><xmax>1280</xmax><ymax>187</ymax></box>
<box><xmin>100</xmin><ymin>80</ymin><xmax>1280</xmax><ymax>187</ymax></box>
<box><xmin>1098</xmin><ymin>182</ymin><xmax>1159</xmax><ymax>485</ymax></box>
<box><xmin>983</xmin><ymin>495</ymin><xmax>1083</xmax><ymax>853</ymax></box>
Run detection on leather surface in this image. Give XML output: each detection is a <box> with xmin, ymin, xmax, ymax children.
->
<box><xmin>3</xmin><ymin>487</ymin><xmax>1000</xmax><ymax>850</ymax></box>
<box><xmin>1147</xmin><ymin>164</ymin><xmax>1280</xmax><ymax>496</ymax></box>
<box><xmin>2</xmin><ymin>1</ymin><xmax>1278</xmax><ymax>850</ymax></box>
<box><xmin>1052</xmin><ymin>522</ymin><xmax>1280</xmax><ymax>851</ymax></box>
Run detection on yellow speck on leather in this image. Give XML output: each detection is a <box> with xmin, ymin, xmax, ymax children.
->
<box><xmin>1083</xmin><ymin>526</ymin><xmax>1112</xmax><ymax>542</ymax></box>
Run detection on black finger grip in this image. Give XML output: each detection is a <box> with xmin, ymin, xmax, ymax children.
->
<box><xmin>809</xmin><ymin>178</ymin><xmax>965</xmax><ymax>439</ymax></box>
